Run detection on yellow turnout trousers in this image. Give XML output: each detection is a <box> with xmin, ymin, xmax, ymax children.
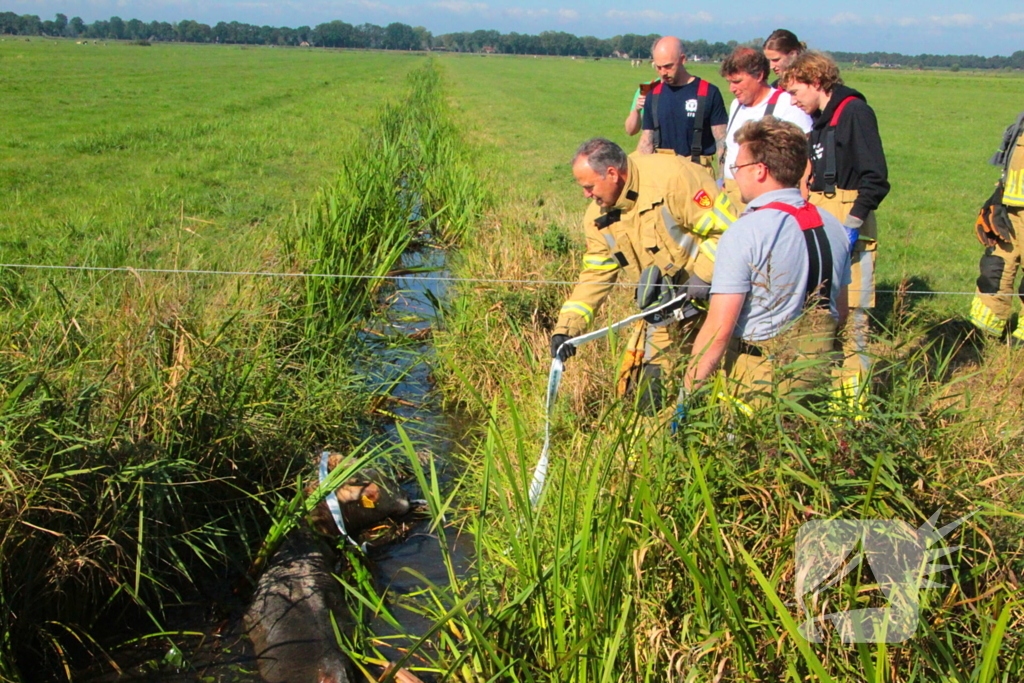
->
<box><xmin>617</xmin><ymin>315</ymin><xmax>703</xmax><ymax>408</ymax></box>
<box><xmin>655</xmin><ymin>148</ymin><xmax>716</xmax><ymax>178</ymax></box>
<box><xmin>971</xmin><ymin>207</ymin><xmax>1024</xmax><ymax>342</ymax></box>
<box><xmin>721</xmin><ymin>309</ymin><xmax>837</xmax><ymax>414</ymax></box>
<box><xmin>809</xmin><ymin>188</ymin><xmax>876</xmax><ymax>405</ymax></box>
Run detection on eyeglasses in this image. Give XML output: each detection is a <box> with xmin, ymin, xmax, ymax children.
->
<box><xmin>729</xmin><ymin>161</ymin><xmax>762</xmax><ymax>175</ymax></box>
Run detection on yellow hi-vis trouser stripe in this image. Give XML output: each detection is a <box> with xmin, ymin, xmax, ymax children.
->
<box><xmin>583</xmin><ymin>255</ymin><xmax>619</xmax><ymax>272</ymax></box>
<box><xmin>829</xmin><ymin>374</ymin><xmax>868</xmax><ymax>419</ymax></box>
<box><xmin>716</xmin><ymin>391</ymin><xmax>754</xmax><ymax>418</ymax></box>
<box><xmin>970</xmin><ymin>295</ymin><xmax>1007</xmax><ymax>336</ymax></box>
<box><xmin>559</xmin><ymin>301</ymin><xmax>594</xmax><ymax>324</ymax></box>
<box><xmin>1005</xmin><ymin>169</ymin><xmax>1024</xmax><ymax>206</ymax></box>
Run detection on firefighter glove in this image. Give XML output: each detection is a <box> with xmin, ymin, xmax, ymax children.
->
<box><xmin>976</xmin><ymin>183</ymin><xmax>1014</xmax><ymax>246</ymax></box>
<box><xmin>550</xmin><ymin>334</ymin><xmax>575</xmax><ymax>363</ymax></box>
<box><xmin>682</xmin><ymin>274</ymin><xmax>712</xmax><ymax>303</ymax></box>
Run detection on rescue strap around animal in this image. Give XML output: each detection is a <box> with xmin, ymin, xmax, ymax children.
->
<box><xmin>528</xmin><ymin>288</ymin><xmax>695</xmax><ymax>507</ymax></box>
<box><xmin>319</xmin><ymin>450</ymin><xmax>365</xmax><ymax>552</ymax></box>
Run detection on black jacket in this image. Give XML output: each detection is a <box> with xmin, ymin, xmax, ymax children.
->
<box><xmin>807</xmin><ymin>84</ymin><xmax>890</xmax><ymax>221</ymax></box>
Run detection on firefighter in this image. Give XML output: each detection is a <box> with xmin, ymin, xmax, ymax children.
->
<box><xmin>681</xmin><ymin>117</ymin><xmax>850</xmax><ymax>414</ymax></box>
<box><xmin>781</xmin><ymin>51</ymin><xmax>889</xmax><ymax>410</ymax></box>
<box><xmin>551</xmin><ymin>137</ymin><xmax>737</xmax><ymax>412</ymax></box>
<box><xmin>971</xmin><ymin>111</ymin><xmax>1024</xmax><ymax>345</ymax></box>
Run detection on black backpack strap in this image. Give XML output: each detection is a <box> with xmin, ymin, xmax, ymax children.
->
<box><xmin>689</xmin><ymin>78</ymin><xmax>710</xmax><ymax>163</ymax></box>
<box><xmin>801</xmin><ymin>226</ymin><xmax>834</xmax><ymax>310</ymax></box>
<box><xmin>764</xmin><ymin>89</ymin><xmax>782</xmax><ymax>118</ymax></box>
<box><xmin>995</xmin><ymin>110</ymin><xmax>1024</xmax><ymax>181</ymax></box>
<box><xmin>757</xmin><ymin>202</ymin><xmax>833</xmax><ymax>309</ymax></box>
<box><xmin>823</xmin><ymin>96</ymin><xmax>857</xmax><ymax>196</ymax></box>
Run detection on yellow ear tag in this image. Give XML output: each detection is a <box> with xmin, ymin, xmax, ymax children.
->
<box><xmin>361</xmin><ymin>495</ymin><xmax>376</xmax><ymax>508</ymax></box>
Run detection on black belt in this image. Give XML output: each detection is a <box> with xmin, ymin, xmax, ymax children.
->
<box><xmin>734</xmin><ymin>338</ymin><xmax>764</xmax><ymax>357</ymax></box>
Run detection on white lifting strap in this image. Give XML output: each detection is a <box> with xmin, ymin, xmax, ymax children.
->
<box><xmin>529</xmin><ymin>289</ymin><xmax>694</xmax><ymax>507</ymax></box>
<box><xmin>319</xmin><ymin>450</ymin><xmax>363</xmax><ymax>551</ymax></box>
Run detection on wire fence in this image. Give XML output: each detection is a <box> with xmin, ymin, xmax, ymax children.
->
<box><xmin>0</xmin><ymin>262</ymin><xmax>986</xmax><ymax>297</ymax></box>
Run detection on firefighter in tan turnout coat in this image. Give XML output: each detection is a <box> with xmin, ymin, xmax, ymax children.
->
<box><xmin>971</xmin><ymin>111</ymin><xmax>1024</xmax><ymax>345</ymax></box>
<box><xmin>550</xmin><ymin>137</ymin><xmax>737</xmax><ymax>412</ymax></box>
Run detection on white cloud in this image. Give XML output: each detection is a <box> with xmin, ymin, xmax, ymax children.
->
<box><xmin>430</xmin><ymin>0</ymin><xmax>488</xmax><ymax>15</ymax></box>
<box><xmin>827</xmin><ymin>12</ymin><xmax>867</xmax><ymax>26</ymax></box>
<box><xmin>928</xmin><ymin>13</ymin><xmax>976</xmax><ymax>27</ymax></box>
<box><xmin>827</xmin><ymin>11</ymin><xmax>980</xmax><ymax>30</ymax></box>
<box><xmin>501</xmin><ymin>6</ymin><xmax>573</xmax><ymax>19</ymax></box>
<box><xmin>348</xmin><ymin>0</ymin><xmax>408</xmax><ymax>15</ymax></box>
<box><xmin>604</xmin><ymin>8</ymin><xmax>715</xmax><ymax>24</ymax></box>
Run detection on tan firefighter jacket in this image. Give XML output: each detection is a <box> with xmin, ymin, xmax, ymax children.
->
<box><xmin>554</xmin><ymin>153</ymin><xmax>737</xmax><ymax>337</ymax></box>
<box><xmin>1005</xmin><ymin>131</ymin><xmax>1024</xmax><ymax>207</ymax></box>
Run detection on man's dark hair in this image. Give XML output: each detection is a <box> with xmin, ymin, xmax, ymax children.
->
<box><xmin>763</xmin><ymin>29</ymin><xmax>806</xmax><ymax>55</ymax></box>
<box><xmin>720</xmin><ymin>46</ymin><xmax>769</xmax><ymax>81</ymax></box>
<box><xmin>573</xmin><ymin>138</ymin><xmax>628</xmax><ymax>177</ymax></box>
<box><xmin>734</xmin><ymin>117</ymin><xmax>808</xmax><ymax>188</ymax></box>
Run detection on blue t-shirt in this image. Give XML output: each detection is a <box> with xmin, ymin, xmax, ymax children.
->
<box><xmin>641</xmin><ymin>78</ymin><xmax>728</xmax><ymax>156</ymax></box>
<box><xmin>711</xmin><ymin>188</ymin><xmax>852</xmax><ymax>342</ymax></box>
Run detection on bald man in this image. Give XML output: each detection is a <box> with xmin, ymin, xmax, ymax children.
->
<box><xmin>638</xmin><ymin>36</ymin><xmax>728</xmax><ymax>177</ymax></box>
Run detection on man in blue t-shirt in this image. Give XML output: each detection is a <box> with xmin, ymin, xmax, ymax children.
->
<box><xmin>681</xmin><ymin>117</ymin><xmax>851</xmax><ymax>413</ymax></box>
<box><xmin>638</xmin><ymin>36</ymin><xmax>728</xmax><ymax>176</ymax></box>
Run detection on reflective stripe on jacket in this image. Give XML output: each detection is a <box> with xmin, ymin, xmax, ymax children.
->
<box><xmin>554</xmin><ymin>154</ymin><xmax>737</xmax><ymax>337</ymax></box>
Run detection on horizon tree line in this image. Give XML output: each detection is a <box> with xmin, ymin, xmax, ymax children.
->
<box><xmin>1</xmin><ymin>12</ymin><xmax>1022</xmax><ymax>69</ymax></box>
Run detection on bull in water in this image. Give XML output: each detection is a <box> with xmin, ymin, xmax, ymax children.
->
<box><xmin>246</xmin><ymin>456</ymin><xmax>413</xmax><ymax>683</ymax></box>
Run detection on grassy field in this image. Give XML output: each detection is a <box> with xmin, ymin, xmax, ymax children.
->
<box><xmin>0</xmin><ymin>40</ymin><xmax>477</xmax><ymax>680</ymax></box>
<box><xmin>1</xmin><ymin>40</ymin><xmax>1022</xmax><ymax>682</ymax></box>
<box><xmin>1</xmin><ymin>39</ymin><xmax>428</xmax><ymax>270</ymax></box>
<box><xmin>437</xmin><ymin>54</ymin><xmax>1024</xmax><ymax>313</ymax></box>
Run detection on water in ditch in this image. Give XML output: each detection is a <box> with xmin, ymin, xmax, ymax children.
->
<box><xmin>82</xmin><ymin>239</ymin><xmax>472</xmax><ymax>682</ymax></box>
<box><xmin>356</xmin><ymin>239</ymin><xmax>474</xmax><ymax>678</ymax></box>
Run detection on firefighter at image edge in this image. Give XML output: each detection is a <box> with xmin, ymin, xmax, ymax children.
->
<box><xmin>971</xmin><ymin>110</ymin><xmax>1024</xmax><ymax>345</ymax></box>
<box><xmin>550</xmin><ymin>137</ymin><xmax>737</xmax><ymax>414</ymax></box>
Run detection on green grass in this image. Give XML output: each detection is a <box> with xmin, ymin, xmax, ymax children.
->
<box><xmin>2</xmin><ymin>40</ymin><xmax>1023</xmax><ymax>682</ymax></box>
<box><xmin>437</xmin><ymin>54</ymin><xmax>1024</xmax><ymax>316</ymax></box>
<box><xmin>0</xmin><ymin>40</ymin><xmax>425</xmax><ymax>271</ymax></box>
<box><xmin>0</xmin><ymin>43</ymin><xmax>481</xmax><ymax>680</ymax></box>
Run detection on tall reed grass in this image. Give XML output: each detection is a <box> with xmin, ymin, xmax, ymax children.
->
<box><xmin>0</xmin><ymin>58</ymin><xmax>485</xmax><ymax>681</ymax></box>
<box><xmin>289</xmin><ymin>60</ymin><xmax>487</xmax><ymax>345</ymax></box>
<box><xmin>0</xmin><ymin>275</ymin><xmax>378</xmax><ymax>679</ymax></box>
<box><xmin>408</xmin><ymin>339</ymin><xmax>1022</xmax><ymax>681</ymax></box>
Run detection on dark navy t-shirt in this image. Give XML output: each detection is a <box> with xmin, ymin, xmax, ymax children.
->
<box><xmin>642</xmin><ymin>78</ymin><xmax>728</xmax><ymax>156</ymax></box>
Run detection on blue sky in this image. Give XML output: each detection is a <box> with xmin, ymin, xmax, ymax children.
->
<box><xmin>6</xmin><ymin>0</ymin><xmax>1023</xmax><ymax>56</ymax></box>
